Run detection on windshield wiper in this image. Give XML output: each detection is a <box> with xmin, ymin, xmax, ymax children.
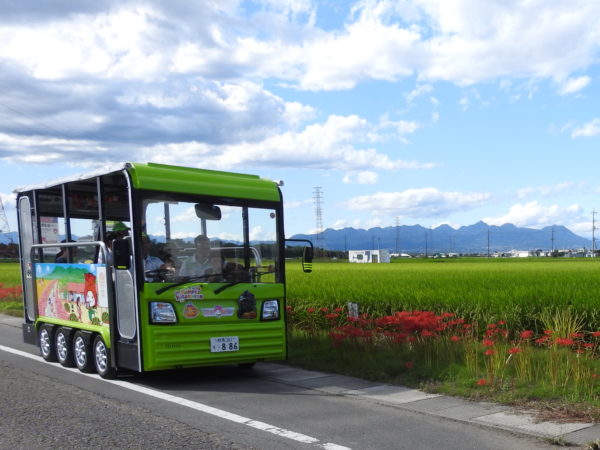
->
<box><xmin>214</xmin><ymin>281</ymin><xmax>244</xmax><ymax>295</ymax></box>
<box><xmin>154</xmin><ymin>273</ymin><xmax>226</xmax><ymax>295</ymax></box>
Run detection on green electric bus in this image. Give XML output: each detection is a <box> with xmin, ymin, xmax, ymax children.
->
<box><xmin>15</xmin><ymin>162</ymin><xmax>312</xmax><ymax>378</ymax></box>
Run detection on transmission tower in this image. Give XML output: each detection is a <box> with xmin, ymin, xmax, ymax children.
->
<box><xmin>0</xmin><ymin>196</ymin><xmax>11</xmax><ymax>238</ymax></box>
<box><xmin>313</xmin><ymin>187</ymin><xmax>324</xmax><ymax>251</ymax></box>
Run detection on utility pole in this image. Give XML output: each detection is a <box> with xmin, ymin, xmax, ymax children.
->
<box><xmin>593</xmin><ymin>210</ymin><xmax>597</xmax><ymax>257</ymax></box>
<box><xmin>551</xmin><ymin>226</ymin><xmax>555</xmax><ymax>254</ymax></box>
<box><xmin>313</xmin><ymin>187</ymin><xmax>324</xmax><ymax>254</ymax></box>
<box><xmin>395</xmin><ymin>216</ymin><xmax>400</xmax><ymax>254</ymax></box>
<box><xmin>424</xmin><ymin>231</ymin><xmax>428</xmax><ymax>258</ymax></box>
<box><xmin>487</xmin><ymin>228</ymin><xmax>490</xmax><ymax>258</ymax></box>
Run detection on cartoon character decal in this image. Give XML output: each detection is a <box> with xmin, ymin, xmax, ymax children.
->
<box><xmin>84</xmin><ymin>272</ymin><xmax>97</xmax><ymax>308</ymax></box>
<box><xmin>36</xmin><ymin>263</ymin><xmax>108</xmax><ymax>326</ymax></box>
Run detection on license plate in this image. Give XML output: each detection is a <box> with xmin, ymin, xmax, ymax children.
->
<box><xmin>210</xmin><ymin>336</ymin><xmax>239</xmax><ymax>353</ymax></box>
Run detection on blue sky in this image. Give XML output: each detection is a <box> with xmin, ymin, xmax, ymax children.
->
<box><xmin>1</xmin><ymin>0</ymin><xmax>600</xmax><ymax>239</ymax></box>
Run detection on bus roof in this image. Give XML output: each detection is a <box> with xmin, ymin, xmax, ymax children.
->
<box><xmin>14</xmin><ymin>162</ymin><xmax>281</xmax><ymax>202</ymax></box>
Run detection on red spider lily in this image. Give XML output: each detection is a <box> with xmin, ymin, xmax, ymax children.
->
<box><xmin>591</xmin><ymin>331</ymin><xmax>600</xmax><ymax>338</ymax></box>
<box><xmin>404</xmin><ymin>361</ymin><xmax>414</xmax><ymax>369</ymax></box>
<box><xmin>571</xmin><ymin>332</ymin><xmax>584</xmax><ymax>338</ymax></box>
<box><xmin>306</xmin><ymin>307</ymin><xmax>316</xmax><ymax>313</ymax></box>
<box><xmin>319</xmin><ymin>307</ymin><xmax>329</xmax><ymax>313</ymax></box>
<box><xmin>583</xmin><ymin>343</ymin><xmax>594</xmax><ymax>349</ymax></box>
<box><xmin>0</xmin><ymin>284</ymin><xmax>23</xmax><ymax>300</ymax></box>
<box><xmin>507</xmin><ymin>347</ymin><xmax>522</xmax><ymax>354</ymax></box>
<box><xmin>477</xmin><ymin>378</ymin><xmax>488</xmax><ymax>386</ymax></box>
<box><xmin>544</xmin><ymin>329</ymin><xmax>554</xmax><ymax>336</ymax></box>
<box><xmin>334</xmin><ymin>307</ymin><xmax>343</xmax><ymax>313</ymax></box>
<box><xmin>487</xmin><ymin>323</ymin><xmax>497</xmax><ymax>329</ymax></box>
<box><xmin>285</xmin><ymin>305</ymin><xmax>293</xmax><ymax>312</ymax></box>
<box><xmin>555</xmin><ymin>338</ymin><xmax>575</xmax><ymax>346</ymax></box>
<box><xmin>324</xmin><ymin>313</ymin><xmax>340</xmax><ymax>320</ymax></box>
<box><xmin>484</xmin><ymin>349</ymin><xmax>495</xmax><ymax>356</ymax></box>
<box><xmin>450</xmin><ymin>335</ymin><xmax>461</xmax><ymax>342</ymax></box>
<box><xmin>520</xmin><ymin>330</ymin><xmax>534</xmax><ymax>339</ymax></box>
<box><xmin>535</xmin><ymin>336</ymin><xmax>550</xmax><ymax>344</ymax></box>
<box><xmin>497</xmin><ymin>320</ymin><xmax>507</xmax><ymax>325</ymax></box>
<box><xmin>482</xmin><ymin>338</ymin><xmax>494</xmax><ymax>347</ymax></box>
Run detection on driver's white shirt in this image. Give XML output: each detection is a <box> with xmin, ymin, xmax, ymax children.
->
<box><xmin>145</xmin><ymin>255</ymin><xmax>164</xmax><ymax>271</ymax></box>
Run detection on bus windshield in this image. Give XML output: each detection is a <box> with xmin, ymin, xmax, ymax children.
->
<box><xmin>142</xmin><ymin>194</ymin><xmax>281</xmax><ymax>285</ymax></box>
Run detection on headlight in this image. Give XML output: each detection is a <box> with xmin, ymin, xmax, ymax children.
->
<box><xmin>150</xmin><ymin>302</ymin><xmax>177</xmax><ymax>324</ymax></box>
<box><xmin>261</xmin><ymin>299</ymin><xmax>280</xmax><ymax>321</ymax></box>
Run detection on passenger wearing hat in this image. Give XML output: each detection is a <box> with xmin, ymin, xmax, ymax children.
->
<box><xmin>112</xmin><ymin>221</ymin><xmax>130</xmax><ymax>237</ymax></box>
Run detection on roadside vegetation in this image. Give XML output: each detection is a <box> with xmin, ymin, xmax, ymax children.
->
<box><xmin>0</xmin><ymin>262</ymin><xmax>22</xmax><ymax>316</ymax></box>
<box><xmin>285</xmin><ymin>259</ymin><xmax>600</xmax><ymax>421</ymax></box>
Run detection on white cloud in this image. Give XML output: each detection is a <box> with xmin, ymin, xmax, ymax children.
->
<box><xmin>346</xmin><ymin>187</ymin><xmax>490</xmax><ymax>218</ymax></box>
<box><xmin>406</xmin><ymin>84</ymin><xmax>433</xmax><ymax>103</ymax></box>
<box><xmin>558</xmin><ymin>75</ymin><xmax>591</xmax><ymax>95</ymax></box>
<box><xmin>483</xmin><ymin>201</ymin><xmax>584</xmax><ymax>228</ymax></box>
<box><xmin>343</xmin><ymin>171</ymin><xmax>379</xmax><ymax>184</ymax></box>
<box><xmin>517</xmin><ymin>182</ymin><xmax>584</xmax><ymax>199</ymax></box>
<box><xmin>141</xmin><ymin>114</ymin><xmax>433</xmax><ymax>172</ymax></box>
<box><xmin>572</xmin><ymin>118</ymin><xmax>600</xmax><ymax>138</ymax></box>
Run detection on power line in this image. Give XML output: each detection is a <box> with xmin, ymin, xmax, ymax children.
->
<box><xmin>313</xmin><ymin>187</ymin><xmax>324</xmax><ymax>250</ymax></box>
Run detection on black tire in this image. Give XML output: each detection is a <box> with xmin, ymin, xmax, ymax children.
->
<box><xmin>93</xmin><ymin>335</ymin><xmax>117</xmax><ymax>379</ymax></box>
<box><xmin>55</xmin><ymin>328</ymin><xmax>75</xmax><ymax>367</ymax></box>
<box><xmin>38</xmin><ymin>324</ymin><xmax>57</xmax><ymax>362</ymax></box>
<box><xmin>72</xmin><ymin>331</ymin><xmax>94</xmax><ymax>373</ymax></box>
<box><xmin>238</xmin><ymin>362</ymin><xmax>256</xmax><ymax>370</ymax></box>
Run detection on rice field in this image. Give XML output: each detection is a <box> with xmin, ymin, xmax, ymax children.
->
<box><xmin>286</xmin><ymin>258</ymin><xmax>600</xmax><ymax>331</ymax></box>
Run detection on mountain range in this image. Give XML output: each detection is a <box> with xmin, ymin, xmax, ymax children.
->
<box><xmin>1</xmin><ymin>222</ymin><xmax>594</xmax><ymax>254</ymax></box>
<box><xmin>290</xmin><ymin>221</ymin><xmax>593</xmax><ymax>254</ymax></box>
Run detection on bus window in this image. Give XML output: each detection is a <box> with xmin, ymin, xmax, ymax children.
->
<box><xmin>142</xmin><ymin>197</ymin><xmax>280</xmax><ymax>284</ymax></box>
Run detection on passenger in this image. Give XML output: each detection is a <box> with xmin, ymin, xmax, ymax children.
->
<box><xmin>55</xmin><ymin>240</ymin><xmax>76</xmax><ymax>263</ymax></box>
<box><xmin>142</xmin><ymin>233</ymin><xmax>166</xmax><ymax>280</ymax></box>
<box><xmin>179</xmin><ymin>235</ymin><xmax>221</xmax><ymax>277</ymax></box>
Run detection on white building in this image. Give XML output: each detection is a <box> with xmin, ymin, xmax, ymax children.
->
<box><xmin>349</xmin><ymin>249</ymin><xmax>390</xmax><ymax>263</ymax></box>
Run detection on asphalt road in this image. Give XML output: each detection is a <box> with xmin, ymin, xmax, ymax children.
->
<box><xmin>0</xmin><ymin>319</ymin><xmax>562</xmax><ymax>450</ymax></box>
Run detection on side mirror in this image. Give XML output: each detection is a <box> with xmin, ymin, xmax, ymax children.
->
<box><xmin>285</xmin><ymin>238</ymin><xmax>314</xmax><ymax>273</ymax></box>
<box><xmin>195</xmin><ymin>202</ymin><xmax>222</xmax><ymax>220</ymax></box>
<box><xmin>302</xmin><ymin>246</ymin><xmax>313</xmax><ymax>273</ymax></box>
<box><xmin>113</xmin><ymin>239</ymin><xmax>131</xmax><ymax>270</ymax></box>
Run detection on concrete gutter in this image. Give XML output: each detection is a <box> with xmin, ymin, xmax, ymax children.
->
<box><xmin>257</xmin><ymin>363</ymin><xmax>600</xmax><ymax>446</ymax></box>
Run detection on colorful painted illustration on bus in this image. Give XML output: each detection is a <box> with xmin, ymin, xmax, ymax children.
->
<box><xmin>35</xmin><ymin>263</ymin><xmax>109</xmax><ymax>327</ymax></box>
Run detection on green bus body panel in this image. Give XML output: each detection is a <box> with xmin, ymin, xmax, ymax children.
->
<box><xmin>140</xmin><ymin>283</ymin><xmax>286</xmax><ymax>371</ymax></box>
<box><xmin>127</xmin><ymin>162</ymin><xmax>281</xmax><ymax>202</ymax></box>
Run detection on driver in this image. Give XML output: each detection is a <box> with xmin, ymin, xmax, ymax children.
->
<box><xmin>179</xmin><ymin>235</ymin><xmax>221</xmax><ymax>277</ymax></box>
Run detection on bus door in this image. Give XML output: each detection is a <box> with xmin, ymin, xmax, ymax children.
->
<box><xmin>18</xmin><ymin>195</ymin><xmax>37</xmax><ymax>342</ymax></box>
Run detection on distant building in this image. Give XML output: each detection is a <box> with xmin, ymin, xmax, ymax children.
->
<box><xmin>349</xmin><ymin>249</ymin><xmax>390</xmax><ymax>263</ymax></box>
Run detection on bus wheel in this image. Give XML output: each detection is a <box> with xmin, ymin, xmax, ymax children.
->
<box><xmin>73</xmin><ymin>331</ymin><xmax>94</xmax><ymax>373</ymax></box>
<box><xmin>39</xmin><ymin>325</ymin><xmax>57</xmax><ymax>362</ymax></box>
<box><xmin>93</xmin><ymin>335</ymin><xmax>117</xmax><ymax>379</ymax></box>
<box><xmin>55</xmin><ymin>328</ymin><xmax>75</xmax><ymax>367</ymax></box>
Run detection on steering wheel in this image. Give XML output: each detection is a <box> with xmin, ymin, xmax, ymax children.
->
<box><xmin>145</xmin><ymin>269</ymin><xmax>173</xmax><ymax>282</ymax></box>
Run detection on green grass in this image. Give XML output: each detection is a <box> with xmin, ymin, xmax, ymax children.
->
<box><xmin>286</xmin><ymin>258</ymin><xmax>600</xmax><ymax>332</ymax></box>
<box><xmin>0</xmin><ymin>262</ymin><xmax>23</xmax><ymax>316</ymax></box>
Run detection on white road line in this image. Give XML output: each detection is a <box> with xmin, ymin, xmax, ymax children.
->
<box><xmin>0</xmin><ymin>344</ymin><xmax>350</xmax><ymax>450</ymax></box>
